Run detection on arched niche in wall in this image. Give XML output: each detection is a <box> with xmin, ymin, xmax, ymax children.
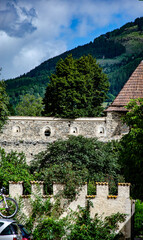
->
<box><xmin>97</xmin><ymin>126</ymin><xmax>106</xmax><ymax>136</ymax></box>
<box><xmin>70</xmin><ymin>126</ymin><xmax>79</xmax><ymax>135</ymax></box>
<box><xmin>42</xmin><ymin>126</ymin><xmax>53</xmax><ymax>137</ymax></box>
<box><xmin>12</xmin><ymin>126</ymin><xmax>22</xmax><ymax>135</ymax></box>
<box><xmin>99</xmin><ymin>127</ymin><xmax>105</xmax><ymax>134</ymax></box>
<box><xmin>44</xmin><ymin>128</ymin><xmax>51</xmax><ymax>137</ymax></box>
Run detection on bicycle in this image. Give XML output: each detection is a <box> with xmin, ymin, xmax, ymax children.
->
<box><xmin>0</xmin><ymin>187</ymin><xmax>18</xmax><ymax>218</ymax></box>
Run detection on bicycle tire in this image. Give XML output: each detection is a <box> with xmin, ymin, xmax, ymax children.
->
<box><xmin>0</xmin><ymin>197</ymin><xmax>18</xmax><ymax>218</ymax></box>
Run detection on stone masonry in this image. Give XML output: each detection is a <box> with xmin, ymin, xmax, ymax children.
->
<box><xmin>0</xmin><ymin>113</ymin><xmax>128</xmax><ymax>163</ymax></box>
<box><xmin>9</xmin><ymin>181</ymin><xmax>133</xmax><ymax>239</ymax></box>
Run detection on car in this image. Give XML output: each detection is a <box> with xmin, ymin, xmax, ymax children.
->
<box><xmin>18</xmin><ymin>224</ymin><xmax>32</xmax><ymax>240</ymax></box>
<box><xmin>0</xmin><ymin>218</ymin><xmax>22</xmax><ymax>240</ymax></box>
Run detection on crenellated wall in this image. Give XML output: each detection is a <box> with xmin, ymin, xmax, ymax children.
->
<box><xmin>0</xmin><ymin>113</ymin><xmax>129</xmax><ymax>163</ymax></box>
<box><xmin>8</xmin><ymin>181</ymin><xmax>133</xmax><ymax>239</ymax></box>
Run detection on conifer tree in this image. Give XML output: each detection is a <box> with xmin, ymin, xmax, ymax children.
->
<box><xmin>43</xmin><ymin>55</ymin><xmax>109</xmax><ymax>118</ymax></box>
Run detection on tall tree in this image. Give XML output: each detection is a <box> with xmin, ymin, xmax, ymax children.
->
<box><xmin>119</xmin><ymin>98</ymin><xmax>143</xmax><ymax>200</ymax></box>
<box><xmin>15</xmin><ymin>94</ymin><xmax>44</xmax><ymax>116</ymax></box>
<box><xmin>30</xmin><ymin>136</ymin><xmax>123</xmax><ymax>196</ymax></box>
<box><xmin>0</xmin><ymin>81</ymin><xmax>9</xmax><ymax>130</ymax></box>
<box><xmin>43</xmin><ymin>55</ymin><xmax>109</xmax><ymax>118</ymax></box>
<box><xmin>0</xmin><ymin>148</ymin><xmax>33</xmax><ymax>192</ymax></box>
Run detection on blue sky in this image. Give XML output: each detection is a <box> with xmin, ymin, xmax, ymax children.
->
<box><xmin>0</xmin><ymin>0</ymin><xmax>143</xmax><ymax>79</ymax></box>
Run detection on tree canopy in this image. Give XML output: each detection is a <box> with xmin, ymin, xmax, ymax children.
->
<box><xmin>0</xmin><ymin>148</ymin><xmax>33</xmax><ymax>192</ymax></box>
<box><xmin>15</xmin><ymin>93</ymin><xmax>44</xmax><ymax>116</ymax></box>
<box><xmin>30</xmin><ymin>135</ymin><xmax>123</xmax><ymax>197</ymax></box>
<box><xmin>43</xmin><ymin>55</ymin><xmax>109</xmax><ymax>118</ymax></box>
<box><xmin>0</xmin><ymin>81</ymin><xmax>9</xmax><ymax>130</ymax></box>
<box><xmin>119</xmin><ymin>98</ymin><xmax>143</xmax><ymax>200</ymax></box>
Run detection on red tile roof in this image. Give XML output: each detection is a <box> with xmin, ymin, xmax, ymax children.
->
<box><xmin>106</xmin><ymin>60</ymin><xmax>143</xmax><ymax>112</ymax></box>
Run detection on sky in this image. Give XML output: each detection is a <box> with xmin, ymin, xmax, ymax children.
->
<box><xmin>0</xmin><ymin>0</ymin><xmax>143</xmax><ymax>80</ymax></box>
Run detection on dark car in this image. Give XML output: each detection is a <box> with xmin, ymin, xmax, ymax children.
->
<box><xmin>18</xmin><ymin>224</ymin><xmax>32</xmax><ymax>240</ymax></box>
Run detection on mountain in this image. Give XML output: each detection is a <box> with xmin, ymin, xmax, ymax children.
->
<box><xmin>5</xmin><ymin>17</ymin><xmax>143</xmax><ymax>107</ymax></box>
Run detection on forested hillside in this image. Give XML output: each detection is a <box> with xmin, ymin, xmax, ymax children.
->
<box><xmin>5</xmin><ymin>17</ymin><xmax>143</xmax><ymax>107</ymax></box>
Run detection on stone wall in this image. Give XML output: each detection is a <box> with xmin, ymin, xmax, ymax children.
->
<box><xmin>0</xmin><ymin>114</ymin><xmax>129</xmax><ymax>163</ymax></box>
<box><xmin>9</xmin><ymin>181</ymin><xmax>133</xmax><ymax>239</ymax></box>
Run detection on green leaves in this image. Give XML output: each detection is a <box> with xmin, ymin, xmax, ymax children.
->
<box><xmin>0</xmin><ymin>81</ymin><xmax>9</xmax><ymax>130</ymax></box>
<box><xmin>119</xmin><ymin>98</ymin><xmax>143</xmax><ymax>200</ymax></box>
<box><xmin>67</xmin><ymin>205</ymin><xmax>126</xmax><ymax>240</ymax></box>
<box><xmin>134</xmin><ymin>200</ymin><xmax>143</xmax><ymax>237</ymax></box>
<box><xmin>43</xmin><ymin>55</ymin><xmax>109</xmax><ymax>118</ymax></box>
<box><xmin>0</xmin><ymin>148</ymin><xmax>33</xmax><ymax>193</ymax></box>
<box><xmin>27</xmin><ymin>196</ymin><xmax>126</xmax><ymax>240</ymax></box>
<box><xmin>30</xmin><ymin>136</ymin><xmax>122</xmax><ymax>196</ymax></box>
<box><xmin>15</xmin><ymin>93</ymin><xmax>44</xmax><ymax>116</ymax></box>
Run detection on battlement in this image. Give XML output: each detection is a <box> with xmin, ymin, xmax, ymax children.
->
<box><xmin>8</xmin><ymin>181</ymin><xmax>132</xmax><ymax>239</ymax></box>
<box><xmin>9</xmin><ymin>181</ymin><xmax>130</xmax><ymax>199</ymax></box>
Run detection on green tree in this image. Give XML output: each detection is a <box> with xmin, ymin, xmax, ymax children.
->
<box><xmin>67</xmin><ymin>204</ymin><xmax>126</xmax><ymax>240</ymax></box>
<box><xmin>119</xmin><ymin>98</ymin><xmax>143</xmax><ymax>200</ymax></box>
<box><xmin>30</xmin><ymin>136</ymin><xmax>123</xmax><ymax>197</ymax></box>
<box><xmin>30</xmin><ymin>199</ymin><xmax>126</xmax><ymax>240</ymax></box>
<box><xmin>134</xmin><ymin>200</ymin><xmax>143</xmax><ymax>237</ymax></box>
<box><xmin>0</xmin><ymin>148</ymin><xmax>33</xmax><ymax>193</ymax></box>
<box><xmin>0</xmin><ymin>81</ymin><xmax>9</xmax><ymax>130</ymax></box>
<box><xmin>43</xmin><ymin>55</ymin><xmax>109</xmax><ymax>118</ymax></box>
<box><xmin>15</xmin><ymin>94</ymin><xmax>44</xmax><ymax>116</ymax></box>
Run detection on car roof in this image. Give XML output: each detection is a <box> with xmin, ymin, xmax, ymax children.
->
<box><xmin>0</xmin><ymin>219</ymin><xmax>17</xmax><ymax>233</ymax></box>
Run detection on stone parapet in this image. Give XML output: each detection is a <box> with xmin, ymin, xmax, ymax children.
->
<box><xmin>8</xmin><ymin>181</ymin><xmax>131</xmax><ymax>239</ymax></box>
<box><xmin>9</xmin><ymin>181</ymin><xmax>23</xmax><ymax>198</ymax></box>
<box><xmin>0</xmin><ymin>115</ymin><xmax>129</xmax><ymax>162</ymax></box>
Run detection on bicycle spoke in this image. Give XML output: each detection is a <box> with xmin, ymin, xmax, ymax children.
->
<box><xmin>0</xmin><ymin>198</ymin><xmax>18</xmax><ymax>218</ymax></box>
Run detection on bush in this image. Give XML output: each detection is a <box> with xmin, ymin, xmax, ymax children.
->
<box><xmin>134</xmin><ymin>200</ymin><xmax>143</xmax><ymax>237</ymax></box>
<box><xmin>30</xmin><ymin>136</ymin><xmax>123</xmax><ymax>197</ymax></box>
<box><xmin>0</xmin><ymin>148</ymin><xmax>34</xmax><ymax>193</ymax></box>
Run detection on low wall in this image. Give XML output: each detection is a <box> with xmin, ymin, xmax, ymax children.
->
<box><xmin>9</xmin><ymin>181</ymin><xmax>132</xmax><ymax>239</ymax></box>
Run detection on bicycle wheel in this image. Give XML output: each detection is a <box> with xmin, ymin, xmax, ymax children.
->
<box><xmin>0</xmin><ymin>197</ymin><xmax>18</xmax><ymax>218</ymax></box>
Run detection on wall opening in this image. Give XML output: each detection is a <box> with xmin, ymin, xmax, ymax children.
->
<box><xmin>99</xmin><ymin>127</ymin><xmax>104</xmax><ymax>134</ymax></box>
<box><xmin>70</xmin><ymin>127</ymin><xmax>78</xmax><ymax>135</ymax></box>
<box><xmin>44</xmin><ymin>129</ymin><xmax>51</xmax><ymax>137</ymax></box>
<box><xmin>12</xmin><ymin>126</ymin><xmax>21</xmax><ymax>134</ymax></box>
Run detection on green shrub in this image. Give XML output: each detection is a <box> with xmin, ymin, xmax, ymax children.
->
<box><xmin>0</xmin><ymin>148</ymin><xmax>34</xmax><ymax>193</ymax></box>
<box><xmin>134</xmin><ymin>200</ymin><xmax>143</xmax><ymax>237</ymax></box>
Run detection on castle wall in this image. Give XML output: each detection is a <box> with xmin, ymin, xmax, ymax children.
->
<box><xmin>89</xmin><ymin>182</ymin><xmax>131</xmax><ymax>239</ymax></box>
<box><xmin>0</xmin><ymin>114</ymin><xmax>129</xmax><ymax>163</ymax></box>
<box><xmin>9</xmin><ymin>181</ymin><xmax>132</xmax><ymax>239</ymax></box>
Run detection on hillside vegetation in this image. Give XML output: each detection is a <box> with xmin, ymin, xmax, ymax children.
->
<box><xmin>5</xmin><ymin>17</ymin><xmax>143</xmax><ymax>107</ymax></box>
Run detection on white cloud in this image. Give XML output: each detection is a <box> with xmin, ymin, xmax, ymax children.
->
<box><xmin>0</xmin><ymin>0</ymin><xmax>143</xmax><ymax>79</ymax></box>
<box><xmin>13</xmin><ymin>40</ymin><xmax>67</xmax><ymax>76</ymax></box>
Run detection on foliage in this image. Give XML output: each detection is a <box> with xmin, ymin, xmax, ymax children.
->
<box><xmin>0</xmin><ymin>81</ymin><xmax>9</xmax><ymax>130</ymax></box>
<box><xmin>68</xmin><ymin>203</ymin><xmax>126</xmax><ymax>240</ymax></box>
<box><xmin>43</xmin><ymin>54</ymin><xmax>109</xmax><ymax>118</ymax></box>
<box><xmin>15</xmin><ymin>93</ymin><xmax>44</xmax><ymax>116</ymax></box>
<box><xmin>17</xmin><ymin>194</ymin><xmax>126</xmax><ymax>240</ymax></box>
<box><xmin>93</xmin><ymin>36</ymin><xmax>125</xmax><ymax>58</ymax></box>
<box><xmin>0</xmin><ymin>148</ymin><xmax>34</xmax><ymax>193</ymax></box>
<box><xmin>119</xmin><ymin>98</ymin><xmax>143</xmax><ymax>200</ymax></box>
<box><xmin>5</xmin><ymin>17</ymin><xmax>143</xmax><ymax>108</ymax></box>
<box><xmin>134</xmin><ymin>200</ymin><xmax>143</xmax><ymax>237</ymax></box>
<box><xmin>33</xmin><ymin>217</ymin><xmax>66</xmax><ymax>240</ymax></box>
<box><xmin>15</xmin><ymin>194</ymin><xmax>67</xmax><ymax>240</ymax></box>
<box><xmin>30</xmin><ymin>136</ymin><xmax>123</xmax><ymax>197</ymax></box>
<box><xmin>25</xmin><ymin>195</ymin><xmax>53</xmax><ymax>231</ymax></box>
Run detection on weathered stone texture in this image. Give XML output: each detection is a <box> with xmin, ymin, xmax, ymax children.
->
<box><xmin>9</xmin><ymin>181</ymin><xmax>132</xmax><ymax>239</ymax></box>
<box><xmin>0</xmin><ymin>114</ymin><xmax>129</xmax><ymax>163</ymax></box>
<box><xmin>90</xmin><ymin>183</ymin><xmax>131</xmax><ymax>239</ymax></box>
